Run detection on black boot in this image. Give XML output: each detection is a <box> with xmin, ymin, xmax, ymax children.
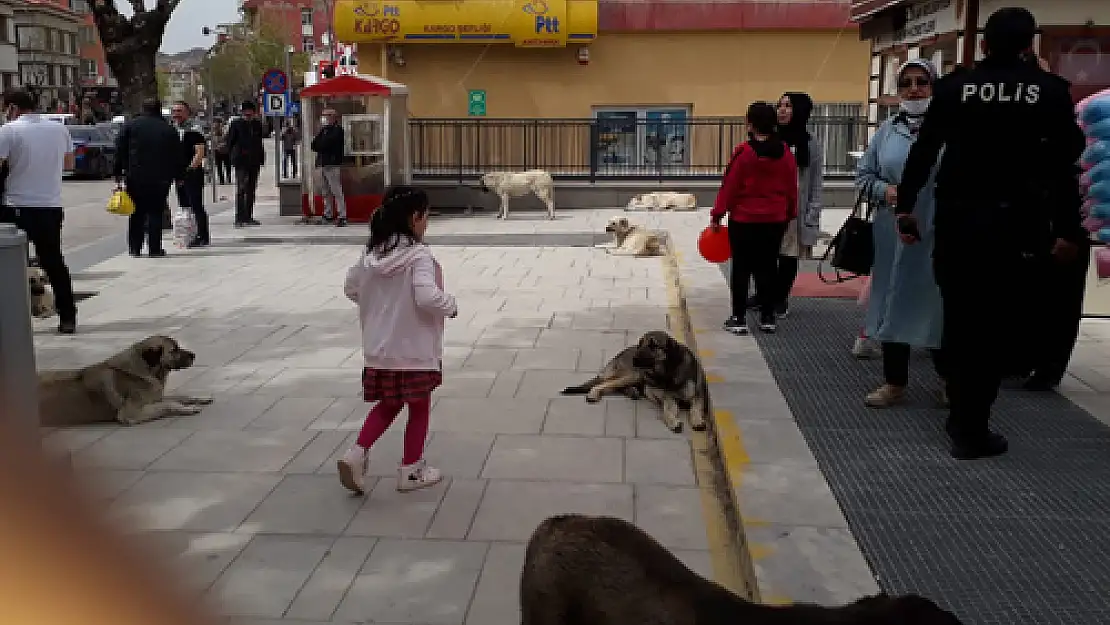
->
<box><xmin>946</xmin><ymin>422</ymin><xmax>1008</xmax><ymax>460</ymax></box>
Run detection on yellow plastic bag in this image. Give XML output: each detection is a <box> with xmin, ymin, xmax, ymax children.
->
<box><xmin>106</xmin><ymin>189</ymin><xmax>135</xmax><ymax>217</ymax></box>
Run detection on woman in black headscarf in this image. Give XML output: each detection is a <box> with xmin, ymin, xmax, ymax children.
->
<box><xmin>749</xmin><ymin>92</ymin><xmax>824</xmax><ymax>318</ymax></box>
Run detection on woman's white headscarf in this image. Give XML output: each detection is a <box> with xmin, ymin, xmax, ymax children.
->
<box><xmin>896</xmin><ymin>58</ymin><xmax>939</xmax><ymax>129</ymax></box>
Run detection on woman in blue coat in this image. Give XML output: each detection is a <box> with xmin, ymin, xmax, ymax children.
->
<box><xmin>856</xmin><ymin>59</ymin><xmax>947</xmax><ymax>408</ymax></box>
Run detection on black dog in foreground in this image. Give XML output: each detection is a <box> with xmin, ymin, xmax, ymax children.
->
<box><xmin>521</xmin><ymin>514</ymin><xmax>964</xmax><ymax>625</ymax></box>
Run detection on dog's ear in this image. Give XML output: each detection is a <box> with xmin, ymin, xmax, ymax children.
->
<box><xmin>663</xmin><ymin>336</ymin><xmax>684</xmax><ymax>364</ymax></box>
<box><xmin>141</xmin><ymin>344</ymin><xmax>165</xmax><ymax>368</ymax></box>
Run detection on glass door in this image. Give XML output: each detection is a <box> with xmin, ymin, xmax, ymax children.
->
<box><xmin>643</xmin><ymin>108</ymin><xmax>688</xmax><ymax>172</ymax></box>
<box><xmin>594</xmin><ymin>110</ymin><xmax>638</xmax><ymax>174</ymax></box>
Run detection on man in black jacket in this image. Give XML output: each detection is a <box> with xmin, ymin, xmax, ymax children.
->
<box><xmin>226</xmin><ymin>101</ymin><xmax>265</xmax><ymax>227</ymax></box>
<box><xmin>895</xmin><ymin>8</ymin><xmax>1087</xmax><ymax>460</ymax></box>
<box><xmin>311</xmin><ymin>108</ymin><xmax>346</xmax><ymax>226</ymax></box>
<box><xmin>114</xmin><ymin>98</ymin><xmax>180</xmax><ymax>257</ymax></box>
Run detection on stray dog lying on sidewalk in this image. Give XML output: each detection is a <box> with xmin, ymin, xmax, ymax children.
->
<box><xmin>39</xmin><ymin>335</ymin><xmax>212</xmax><ymax>427</ymax></box>
<box><xmin>600</xmin><ymin>216</ymin><xmax>663</xmax><ymax>257</ymax></box>
<box><xmin>521</xmin><ymin>514</ymin><xmax>965</xmax><ymax>625</ymax></box>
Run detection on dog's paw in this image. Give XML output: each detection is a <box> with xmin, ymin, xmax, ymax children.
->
<box><xmin>188</xmin><ymin>396</ymin><xmax>215</xmax><ymax>405</ymax></box>
<box><xmin>585</xmin><ymin>395</ymin><xmax>602</xmax><ymax>404</ymax></box>
<box><xmin>179</xmin><ymin>405</ymin><xmax>204</xmax><ymax>416</ymax></box>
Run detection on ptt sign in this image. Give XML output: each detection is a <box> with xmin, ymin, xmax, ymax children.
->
<box><xmin>352</xmin><ymin>2</ymin><xmax>401</xmax><ymax>36</ymax></box>
<box><xmin>523</xmin><ymin>1</ymin><xmax>559</xmax><ymax>33</ymax></box>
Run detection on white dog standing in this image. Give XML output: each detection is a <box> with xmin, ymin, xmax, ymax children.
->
<box><xmin>479</xmin><ymin>170</ymin><xmax>556</xmax><ymax>220</ymax></box>
<box><xmin>625</xmin><ymin>191</ymin><xmax>698</xmax><ymax>212</ymax></box>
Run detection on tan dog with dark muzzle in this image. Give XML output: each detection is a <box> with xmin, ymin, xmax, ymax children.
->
<box><xmin>38</xmin><ymin>335</ymin><xmax>212</xmax><ymax>427</ymax></box>
<box><xmin>27</xmin><ymin>266</ymin><xmax>55</xmax><ymax>319</ymax></box>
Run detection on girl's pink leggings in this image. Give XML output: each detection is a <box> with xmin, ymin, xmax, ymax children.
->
<box><xmin>356</xmin><ymin>395</ymin><xmax>431</xmax><ymax>466</ymax></box>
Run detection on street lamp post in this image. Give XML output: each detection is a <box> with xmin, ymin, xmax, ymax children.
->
<box><xmin>202</xmin><ymin>26</ymin><xmax>218</xmax><ymax>203</ymax></box>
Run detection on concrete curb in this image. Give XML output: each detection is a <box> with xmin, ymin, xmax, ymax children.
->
<box><xmin>665</xmin><ymin>227</ymin><xmax>881</xmax><ymax>606</ymax></box>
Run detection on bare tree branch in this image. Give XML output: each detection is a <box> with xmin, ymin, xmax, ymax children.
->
<box><xmin>155</xmin><ymin>0</ymin><xmax>184</xmax><ymax>14</ymax></box>
<box><xmin>127</xmin><ymin>0</ymin><xmax>145</xmax><ymax>14</ymax></box>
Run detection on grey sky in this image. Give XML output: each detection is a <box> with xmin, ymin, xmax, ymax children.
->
<box><xmin>125</xmin><ymin>0</ymin><xmax>243</xmax><ymax>54</ymax></box>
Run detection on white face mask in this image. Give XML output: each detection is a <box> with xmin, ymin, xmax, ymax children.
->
<box><xmin>900</xmin><ymin>97</ymin><xmax>932</xmax><ymax>116</ymax></box>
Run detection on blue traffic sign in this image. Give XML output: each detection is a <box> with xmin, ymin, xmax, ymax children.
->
<box><xmin>288</xmin><ymin>101</ymin><xmax>301</xmax><ymax>117</ymax></box>
<box><xmin>263</xmin><ymin>68</ymin><xmax>287</xmax><ymax>95</ymax></box>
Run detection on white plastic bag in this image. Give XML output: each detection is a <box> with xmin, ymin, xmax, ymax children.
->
<box><xmin>172</xmin><ymin>206</ymin><xmax>197</xmax><ymax>248</ymax></box>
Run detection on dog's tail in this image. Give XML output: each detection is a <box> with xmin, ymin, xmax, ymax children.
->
<box><xmin>560</xmin><ymin>378</ymin><xmax>599</xmax><ymax>395</ymax></box>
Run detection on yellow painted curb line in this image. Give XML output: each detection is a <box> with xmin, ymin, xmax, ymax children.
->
<box><xmin>661</xmin><ymin>244</ymin><xmax>761</xmax><ymax>602</ymax></box>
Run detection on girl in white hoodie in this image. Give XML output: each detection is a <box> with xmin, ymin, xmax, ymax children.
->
<box><xmin>339</xmin><ymin>186</ymin><xmax>458</xmax><ymax>494</ymax></box>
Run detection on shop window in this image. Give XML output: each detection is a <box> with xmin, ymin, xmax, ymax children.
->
<box><xmin>302</xmin><ymin>36</ymin><xmax>315</xmax><ymax>53</ymax></box>
<box><xmin>80</xmin><ymin>59</ymin><xmax>97</xmax><ymax>81</ymax></box>
<box><xmin>17</xmin><ymin>26</ymin><xmax>46</xmax><ymax>51</ymax></box>
<box><xmin>592</xmin><ymin>106</ymin><xmax>691</xmax><ymax>174</ymax></box>
<box><xmin>301</xmin><ymin>8</ymin><xmax>313</xmax><ymax>26</ymax></box>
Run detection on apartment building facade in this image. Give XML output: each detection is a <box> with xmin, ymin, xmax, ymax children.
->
<box><xmin>15</xmin><ymin>0</ymin><xmax>81</xmax><ymax>111</ymax></box>
<box><xmin>241</xmin><ymin>0</ymin><xmax>332</xmax><ymax>54</ymax></box>
<box><xmin>0</xmin><ymin>0</ymin><xmax>17</xmax><ymax>92</ymax></box>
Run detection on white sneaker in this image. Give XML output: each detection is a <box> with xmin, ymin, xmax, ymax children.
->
<box><xmin>337</xmin><ymin>446</ymin><xmax>369</xmax><ymax>495</ymax></box>
<box><xmin>397</xmin><ymin>459</ymin><xmax>443</xmax><ymax>492</ymax></box>
<box><xmin>852</xmin><ymin>336</ymin><xmax>881</xmax><ymax>360</ymax></box>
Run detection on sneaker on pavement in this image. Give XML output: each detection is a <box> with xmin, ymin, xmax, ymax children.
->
<box><xmin>57</xmin><ymin>320</ymin><xmax>76</xmax><ymax>335</ymax></box>
<box><xmin>758</xmin><ymin>313</ymin><xmax>777</xmax><ymax>333</ymax></box>
<box><xmin>950</xmin><ymin>431</ymin><xmax>1009</xmax><ymax>460</ymax></box>
<box><xmin>723</xmin><ymin>315</ymin><xmax>749</xmax><ymax>335</ymax></box>
<box><xmin>397</xmin><ymin>459</ymin><xmax>442</xmax><ymax>492</ymax></box>
<box><xmin>337</xmin><ymin>217</ymin><xmax>348</xmax><ymax>227</ymax></box>
<box><xmin>337</xmin><ymin>446</ymin><xmax>369</xmax><ymax>495</ymax></box>
<box><xmin>865</xmin><ymin>384</ymin><xmax>905</xmax><ymax>408</ymax></box>
<box><xmin>745</xmin><ymin>295</ymin><xmax>760</xmax><ymax>310</ymax></box>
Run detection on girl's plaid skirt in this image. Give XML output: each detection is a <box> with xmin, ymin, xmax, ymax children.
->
<box><xmin>362</xmin><ymin>367</ymin><xmax>442</xmax><ymax>402</ymax></box>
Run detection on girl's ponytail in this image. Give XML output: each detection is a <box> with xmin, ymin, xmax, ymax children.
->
<box><xmin>367</xmin><ymin>185</ymin><xmax>430</xmax><ymax>255</ymax></box>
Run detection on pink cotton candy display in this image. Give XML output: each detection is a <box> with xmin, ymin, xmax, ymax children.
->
<box><xmin>1098</xmin><ymin>247</ymin><xmax>1110</xmax><ymax>280</ymax></box>
<box><xmin>1085</xmin><ymin>216</ymin><xmax>1108</xmax><ymax>233</ymax></box>
<box><xmin>1078</xmin><ymin>89</ymin><xmax>1110</xmax><ymax>125</ymax></box>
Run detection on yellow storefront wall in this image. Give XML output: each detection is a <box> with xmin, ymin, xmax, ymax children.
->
<box><xmin>363</xmin><ymin>31</ymin><xmax>868</xmax><ymax>173</ymax></box>
<box><xmin>379</xmin><ymin>31</ymin><xmax>868</xmax><ymax>117</ymax></box>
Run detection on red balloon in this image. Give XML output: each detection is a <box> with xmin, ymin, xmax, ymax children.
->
<box><xmin>698</xmin><ymin>226</ymin><xmax>731</xmax><ymax>263</ymax></box>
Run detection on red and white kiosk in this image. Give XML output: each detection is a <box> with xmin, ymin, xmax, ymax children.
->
<box><xmin>298</xmin><ymin>74</ymin><xmax>411</xmax><ymax>223</ymax></box>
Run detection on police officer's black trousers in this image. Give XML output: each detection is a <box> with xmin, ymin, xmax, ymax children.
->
<box><xmin>934</xmin><ymin>240</ymin><xmax>1025</xmax><ymax>443</ymax></box>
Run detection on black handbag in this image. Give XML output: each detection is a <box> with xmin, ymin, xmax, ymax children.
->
<box><xmin>819</xmin><ymin>183</ymin><xmax>875</xmax><ymax>284</ymax></box>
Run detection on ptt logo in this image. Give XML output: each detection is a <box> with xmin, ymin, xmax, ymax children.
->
<box><xmin>523</xmin><ymin>1</ymin><xmax>559</xmax><ymax>33</ymax></box>
<box><xmin>352</xmin><ymin>3</ymin><xmax>400</xmax><ymax>17</ymax></box>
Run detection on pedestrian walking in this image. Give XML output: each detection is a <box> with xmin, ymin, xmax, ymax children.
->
<box><xmin>0</xmin><ymin>88</ymin><xmax>79</xmax><ymax>334</ymax></box>
<box><xmin>895</xmin><ymin>7</ymin><xmax>1087</xmax><ymax>460</ymax></box>
<box><xmin>856</xmin><ymin>59</ymin><xmax>947</xmax><ymax>409</ymax></box>
<box><xmin>337</xmin><ymin>186</ymin><xmax>458</xmax><ymax>495</ymax></box>
<box><xmin>169</xmin><ymin>101</ymin><xmax>210</xmax><ymax>247</ymax></box>
<box><xmin>281</xmin><ymin>122</ymin><xmax>299</xmax><ymax>179</ymax></box>
<box><xmin>226</xmin><ymin>101</ymin><xmax>265</xmax><ymax>227</ymax></box>
<box><xmin>712</xmin><ymin>102</ymin><xmax>799</xmax><ymax>335</ymax></box>
<box><xmin>311</xmin><ymin>108</ymin><xmax>347</xmax><ymax>226</ymax></box>
<box><xmin>211</xmin><ymin>118</ymin><xmax>232</xmax><ymax>185</ymax></box>
<box><xmin>114</xmin><ymin>98</ymin><xmax>180</xmax><ymax>258</ymax></box>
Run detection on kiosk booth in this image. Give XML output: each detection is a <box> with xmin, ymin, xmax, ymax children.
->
<box><xmin>298</xmin><ymin>74</ymin><xmax>411</xmax><ymax>223</ymax></box>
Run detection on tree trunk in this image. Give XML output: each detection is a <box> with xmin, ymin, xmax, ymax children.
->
<box><xmin>91</xmin><ymin>0</ymin><xmax>179</xmax><ymax>115</ymax></box>
<box><xmin>108</xmin><ymin>51</ymin><xmax>159</xmax><ymax>115</ymax></box>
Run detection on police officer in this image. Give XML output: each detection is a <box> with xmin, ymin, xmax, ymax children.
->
<box><xmin>894</xmin><ymin>7</ymin><xmax>1087</xmax><ymax>460</ymax></box>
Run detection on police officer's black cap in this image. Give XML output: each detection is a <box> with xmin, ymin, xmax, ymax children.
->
<box><xmin>984</xmin><ymin>7</ymin><xmax>1036</xmax><ymax>57</ymax></box>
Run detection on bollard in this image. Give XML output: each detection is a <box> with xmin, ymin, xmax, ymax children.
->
<box><xmin>0</xmin><ymin>224</ymin><xmax>40</xmax><ymax>436</ymax></box>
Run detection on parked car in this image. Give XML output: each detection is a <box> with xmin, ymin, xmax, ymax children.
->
<box><xmin>65</xmin><ymin>125</ymin><xmax>117</xmax><ymax>179</ymax></box>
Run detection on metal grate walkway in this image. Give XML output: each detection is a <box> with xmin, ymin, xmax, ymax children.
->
<box><xmin>752</xmin><ymin>297</ymin><xmax>1110</xmax><ymax>625</ymax></box>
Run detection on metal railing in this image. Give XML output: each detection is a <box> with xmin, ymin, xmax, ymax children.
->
<box><xmin>408</xmin><ymin>115</ymin><xmax>868</xmax><ymax>182</ymax></box>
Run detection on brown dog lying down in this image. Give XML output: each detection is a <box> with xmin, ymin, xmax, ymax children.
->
<box><xmin>521</xmin><ymin>514</ymin><xmax>964</xmax><ymax>625</ymax></box>
<box><xmin>39</xmin><ymin>335</ymin><xmax>212</xmax><ymax>427</ymax></box>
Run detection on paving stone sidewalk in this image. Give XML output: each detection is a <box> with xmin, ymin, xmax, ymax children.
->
<box><xmin>37</xmin><ymin>208</ymin><xmax>721</xmax><ymax>625</ymax></box>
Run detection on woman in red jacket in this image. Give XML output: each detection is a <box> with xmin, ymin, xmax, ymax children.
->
<box><xmin>710</xmin><ymin>102</ymin><xmax>799</xmax><ymax>335</ymax></box>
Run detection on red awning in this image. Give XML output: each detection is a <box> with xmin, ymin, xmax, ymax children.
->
<box><xmin>300</xmin><ymin>75</ymin><xmax>405</xmax><ymax>98</ymax></box>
